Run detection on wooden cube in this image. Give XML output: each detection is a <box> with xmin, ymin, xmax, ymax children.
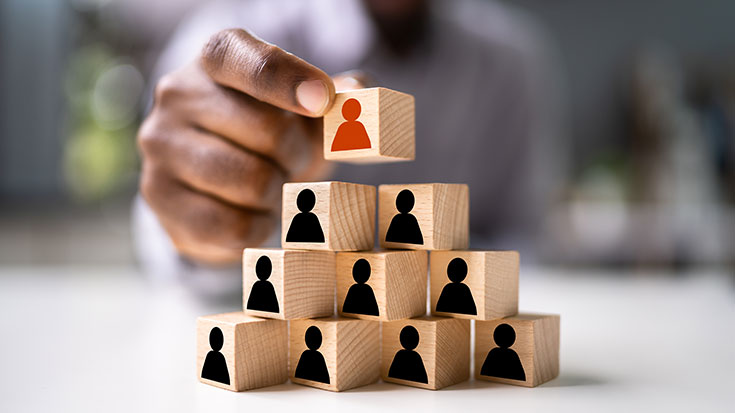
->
<box><xmin>282</xmin><ymin>181</ymin><xmax>376</xmax><ymax>251</ymax></box>
<box><xmin>290</xmin><ymin>317</ymin><xmax>380</xmax><ymax>391</ymax></box>
<box><xmin>430</xmin><ymin>251</ymin><xmax>519</xmax><ymax>320</ymax></box>
<box><xmin>243</xmin><ymin>248</ymin><xmax>335</xmax><ymax>320</ymax></box>
<box><xmin>337</xmin><ymin>250</ymin><xmax>427</xmax><ymax>321</ymax></box>
<box><xmin>381</xmin><ymin>316</ymin><xmax>470</xmax><ymax>390</ymax></box>
<box><xmin>476</xmin><ymin>314</ymin><xmax>560</xmax><ymax>387</ymax></box>
<box><xmin>196</xmin><ymin>312</ymin><xmax>288</xmax><ymax>391</ymax></box>
<box><xmin>323</xmin><ymin>87</ymin><xmax>414</xmax><ymax>163</ymax></box>
<box><xmin>379</xmin><ymin>184</ymin><xmax>469</xmax><ymax>250</ymax></box>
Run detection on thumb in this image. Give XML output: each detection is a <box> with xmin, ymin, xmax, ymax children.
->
<box><xmin>201</xmin><ymin>28</ymin><xmax>335</xmax><ymax>117</ymax></box>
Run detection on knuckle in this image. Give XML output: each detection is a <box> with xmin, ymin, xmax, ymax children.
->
<box><xmin>250</xmin><ymin>43</ymin><xmax>282</xmax><ymax>87</ymax></box>
<box><xmin>201</xmin><ymin>29</ymin><xmax>241</xmax><ymax>75</ymax></box>
<box><xmin>153</xmin><ymin>72</ymin><xmax>181</xmax><ymax>105</ymax></box>
<box><xmin>136</xmin><ymin>117</ymin><xmax>168</xmax><ymax>157</ymax></box>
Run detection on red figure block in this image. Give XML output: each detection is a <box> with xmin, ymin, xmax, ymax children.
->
<box><xmin>331</xmin><ymin>99</ymin><xmax>371</xmax><ymax>151</ymax></box>
<box><xmin>323</xmin><ymin>87</ymin><xmax>414</xmax><ymax>163</ymax></box>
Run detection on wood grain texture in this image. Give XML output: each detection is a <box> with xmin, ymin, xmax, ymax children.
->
<box><xmin>381</xmin><ymin>316</ymin><xmax>470</xmax><ymax>390</ymax></box>
<box><xmin>242</xmin><ymin>248</ymin><xmax>335</xmax><ymax>320</ymax></box>
<box><xmin>430</xmin><ymin>250</ymin><xmax>519</xmax><ymax>320</ymax></box>
<box><xmin>378</xmin><ymin>184</ymin><xmax>469</xmax><ymax>250</ymax></box>
<box><xmin>475</xmin><ymin>314</ymin><xmax>560</xmax><ymax>387</ymax></box>
<box><xmin>324</xmin><ymin>87</ymin><xmax>415</xmax><ymax>163</ymax></box>
<box><xmin>290</xmin><ymin>318</ymin><xmax>380</xmax><ymax>391</ymax></box>
<box><xmin>196</xmin><ymin>312</ymin><xmax>288</xmax><ymax>391</ymax></box>
<box><xmin>282</xmin><ymin>181</ymin><xmax>376</xmax><ymax>251</ymax></box>
<box><xmin>336</xmin><ymin>250</ymin><xmax>427</xmax><ymax>321</ymax></box>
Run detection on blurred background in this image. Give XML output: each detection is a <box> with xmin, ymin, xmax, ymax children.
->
<box><xmin>1</xmin><ymin>0</ymin><xmax>733</xmax><ymax>271</ymax></box>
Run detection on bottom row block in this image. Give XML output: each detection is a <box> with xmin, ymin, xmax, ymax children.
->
<box><xmin>196</xmin><ymin>312</ymin><xmax>288</xmax><ymax>391</ymax></box>
<box><xmin>290</xmin><ymin>318</ymin><xmax>380</xmax><ymax>391</ymax></box>
<box><xmin>475</xmin><ymin>314</ymin><xmax>560</xmax><ymax>387</ymax></box>
<box><xmin>382</xmin><ymin>317</ymin><xmax>470</xmax><ymax>390</ymax></box>
<box><xmin>196</xmin><ymin>312</ymin><xmax>559</xmax><ymax>392</ymax></box>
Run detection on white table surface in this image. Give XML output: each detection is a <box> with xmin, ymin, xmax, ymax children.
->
<box><xmin>1</xmin><ymin>265</ymin><xmax>733</xmax><ymax>412</ymax></box>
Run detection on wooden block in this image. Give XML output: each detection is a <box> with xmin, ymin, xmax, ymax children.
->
<box><xmin>475</xmin><ymin>314</ymin><xmax>560</xmax><ymax>387</ymax></box>
<box><xmin>381</xmin><ymin>316</ymin><xmax>470</xmax><ymax>390</ymax></box>
<box><xmin>290</xmin><ymin>317</ymin><xmax>380</xmax><ymax>391</ymax></box>
<box><xmin>337</xmin><ymin>250</ymin><xmax>427</xmax><ymax>321</ymax></box>
<box><xmin>242</xmin><ymin>248</ymin><xmax>335</xmax><ymax>320</ymax></box>
<box><xmin>378</xmin><ymin>184</ymin><xmax>469</xmax><ymax>250</ymax></box>
<box><xmin>196</xmin><ymin>312</ymin><xmax>288</xmax><ymax>391</ymax></box>
<box><xmin>430</xmin><ymin>251</ymin><xmax>519</xmax><ymax>320</ymax></box>
<box><xmin>323</xmin><ymin>87</ymin><xmax>414</xmax><ymax>163</ymax></box>
<box><xmin>282</xmin><ymin>181</ymin><xmax>376</xmax><ymax>251</ymax></box>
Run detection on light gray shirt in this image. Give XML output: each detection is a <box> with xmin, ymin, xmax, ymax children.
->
<box><xmin>133</xmin><ymin>0</ymin><xmax>565</xmax><ymax>294</ymax></box>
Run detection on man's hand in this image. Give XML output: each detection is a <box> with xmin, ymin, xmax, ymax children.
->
<box><xmin>138</xmin><ymin>29</ymin><xmax>336</xmax><ymax>264</ymax></box>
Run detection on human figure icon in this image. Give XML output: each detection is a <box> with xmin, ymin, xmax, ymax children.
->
<box><xmin>286</xmin><ymin>189</ymin><xmax>325</xmax><ymax>243</ymax></box>
<box><xmin>201</xmin><ymin>327</ymin><xmax>230</xmax><ymax>385</ymax></box>
<box><xmin>480</xmin><ymin>323</ymin><xmax>526</xmax><ymax>381</ymax></box>
<box><xmin>342</xmin><ymin>258</ymin><xmax>379</xmax><ymax>316</ymax></box>
<box><xmin>246</xmin><ymin>255</ymin><xmax>279</xmax><ymax>313</ymax></box>
<box><xmin>330</xmin><ymin>98</ymin><xmax>371</xmax><ymax>151</ymax></box>
<box><xmin>385</xmin><ymin>189</ymin><xmax>423</xmax><ymax>244</ymax></box>
<box><xmin>435</xmin><ymin>257</ymin><xmax>477</xmax><ymax>315</ymax></box>
<box><xmin>388</xmin><ymin>325</ymin><xmax>428</xmax><ymax>383</ymax></box>
<box><xmin>294</xmin><ymin>326</ymin><xmax>330</xmax><ymax>384</ymax></box>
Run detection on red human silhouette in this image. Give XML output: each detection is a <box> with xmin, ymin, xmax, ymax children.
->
<box><xmin>331</xmin><ymin>98</ymin><xmax>371</xmax><ymax>151</ymax></box>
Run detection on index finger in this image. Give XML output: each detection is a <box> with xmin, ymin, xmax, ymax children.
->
<box><xmin>201</xmin><ymin>28</ymin><xmax>335</xmax><ymax>117</ymax></box>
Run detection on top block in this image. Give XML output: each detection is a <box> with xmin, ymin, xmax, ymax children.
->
<box><xmin>323</xmin><ymin>87</ymin><xmax>415</xmax><ymax>163</ymax></box>
<box><xmin>282</xmin><ymin>181</ymin><xmax>376</xmax><ymax>251</ymax></box>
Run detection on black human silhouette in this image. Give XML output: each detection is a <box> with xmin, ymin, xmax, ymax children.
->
<box><xmin>342</xmin><ymin>259</ymin><xmax>379</xmax><ymax>316</ymax></box>
<box><xmin>385</xmin><ymin>189</ymin><xmax>423</xmax><ymax>244</ymax></box>
<box><xmin>435</xmin><ymin>257</ymin><xmax>477</xmax><ymax>315</ymax></box>
<box><xmin>388</xmin><ymin>325</ymin><xmax>428</xmax><ymax>383</ymax></box>
<box><xmin>201</xmin><ymin>327</ymin><xmax>230</xmax><ymax>384</ymax></box>
<box><xmin>294</xmin><ymin>326</ymin><xmax>330</xmax><ymax>384</ymax></box>
<box><xmin>480</xmin><ymin>323</ymin><xmax>526</xmax><ymax>381</ymax></box>
<box><xmin>286</xmin><ymin>189</ymin><xmax>325</xmax><ymax>243</ymax></box>
<box><xmin>246</xmin><ymin>255</ymin><xmax>279</xmax><ymax>313</ymax></box>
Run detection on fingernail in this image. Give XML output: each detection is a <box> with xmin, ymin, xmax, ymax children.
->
<box><xmin>296</xmin><ymin>80</ymin><xmax>329</xmax><ymax>115</ymax></box>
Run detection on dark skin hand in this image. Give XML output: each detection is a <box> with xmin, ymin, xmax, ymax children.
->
<box><xmin>138</xmin><ymin>1</ymin><xmax>425</xmax><ymax>265</ymax></box>
<box><xmin>138</xmin><ymin>29</ymin><xmax>367</xmax><ymax>264</ymax></box>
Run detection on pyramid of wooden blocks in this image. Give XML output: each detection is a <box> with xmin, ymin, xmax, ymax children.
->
<box><xmin>475</xmin><ymin>314</ymin><xmax>560</xmax><ymax>387</ymax></box>
<box><xmin>379</xmin><ymin>183</ymin><xmax>469</xmax><ymax>250</ymax></box>
<box><xmin>242</xmin><ymin>248</ymin><xmax>335</xmax><ymax>320</ymax></box>
<box><xmin>381</xmin><ymin>316</ymin><xmax>470</xmax><ymax>390</ymax></box>
<box><xmin>430</xmin><ymin>250</ymin><xmax>519</xmax><ymax>320</ymax></box>
<box><xmin>196</xmin><ymin>312</ymin><xmax>288</xmax><ymax>391</ymax></box>
<box><xmin>324</xmin><ymin>87</ymin><xmax>415</xmax><ymax>163</ymax></box>
<box><xmin>337</xmin><ymin>250</ymin><xmax>427</xmax><ymax>321</ymax></box>
<box><xmin>195</xmin><ymin>82</ymin><xmax>561</xmax><ymax>393</ymax></box>
<box><xmin>290</xmin><ymin>318</ymin><xmax>380</xmax><ymax>391</ymax></box>
<box><xmin>282</xmin><ymin>181</ymin><xmax>376</xmax><ymax>251</ymax></box>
